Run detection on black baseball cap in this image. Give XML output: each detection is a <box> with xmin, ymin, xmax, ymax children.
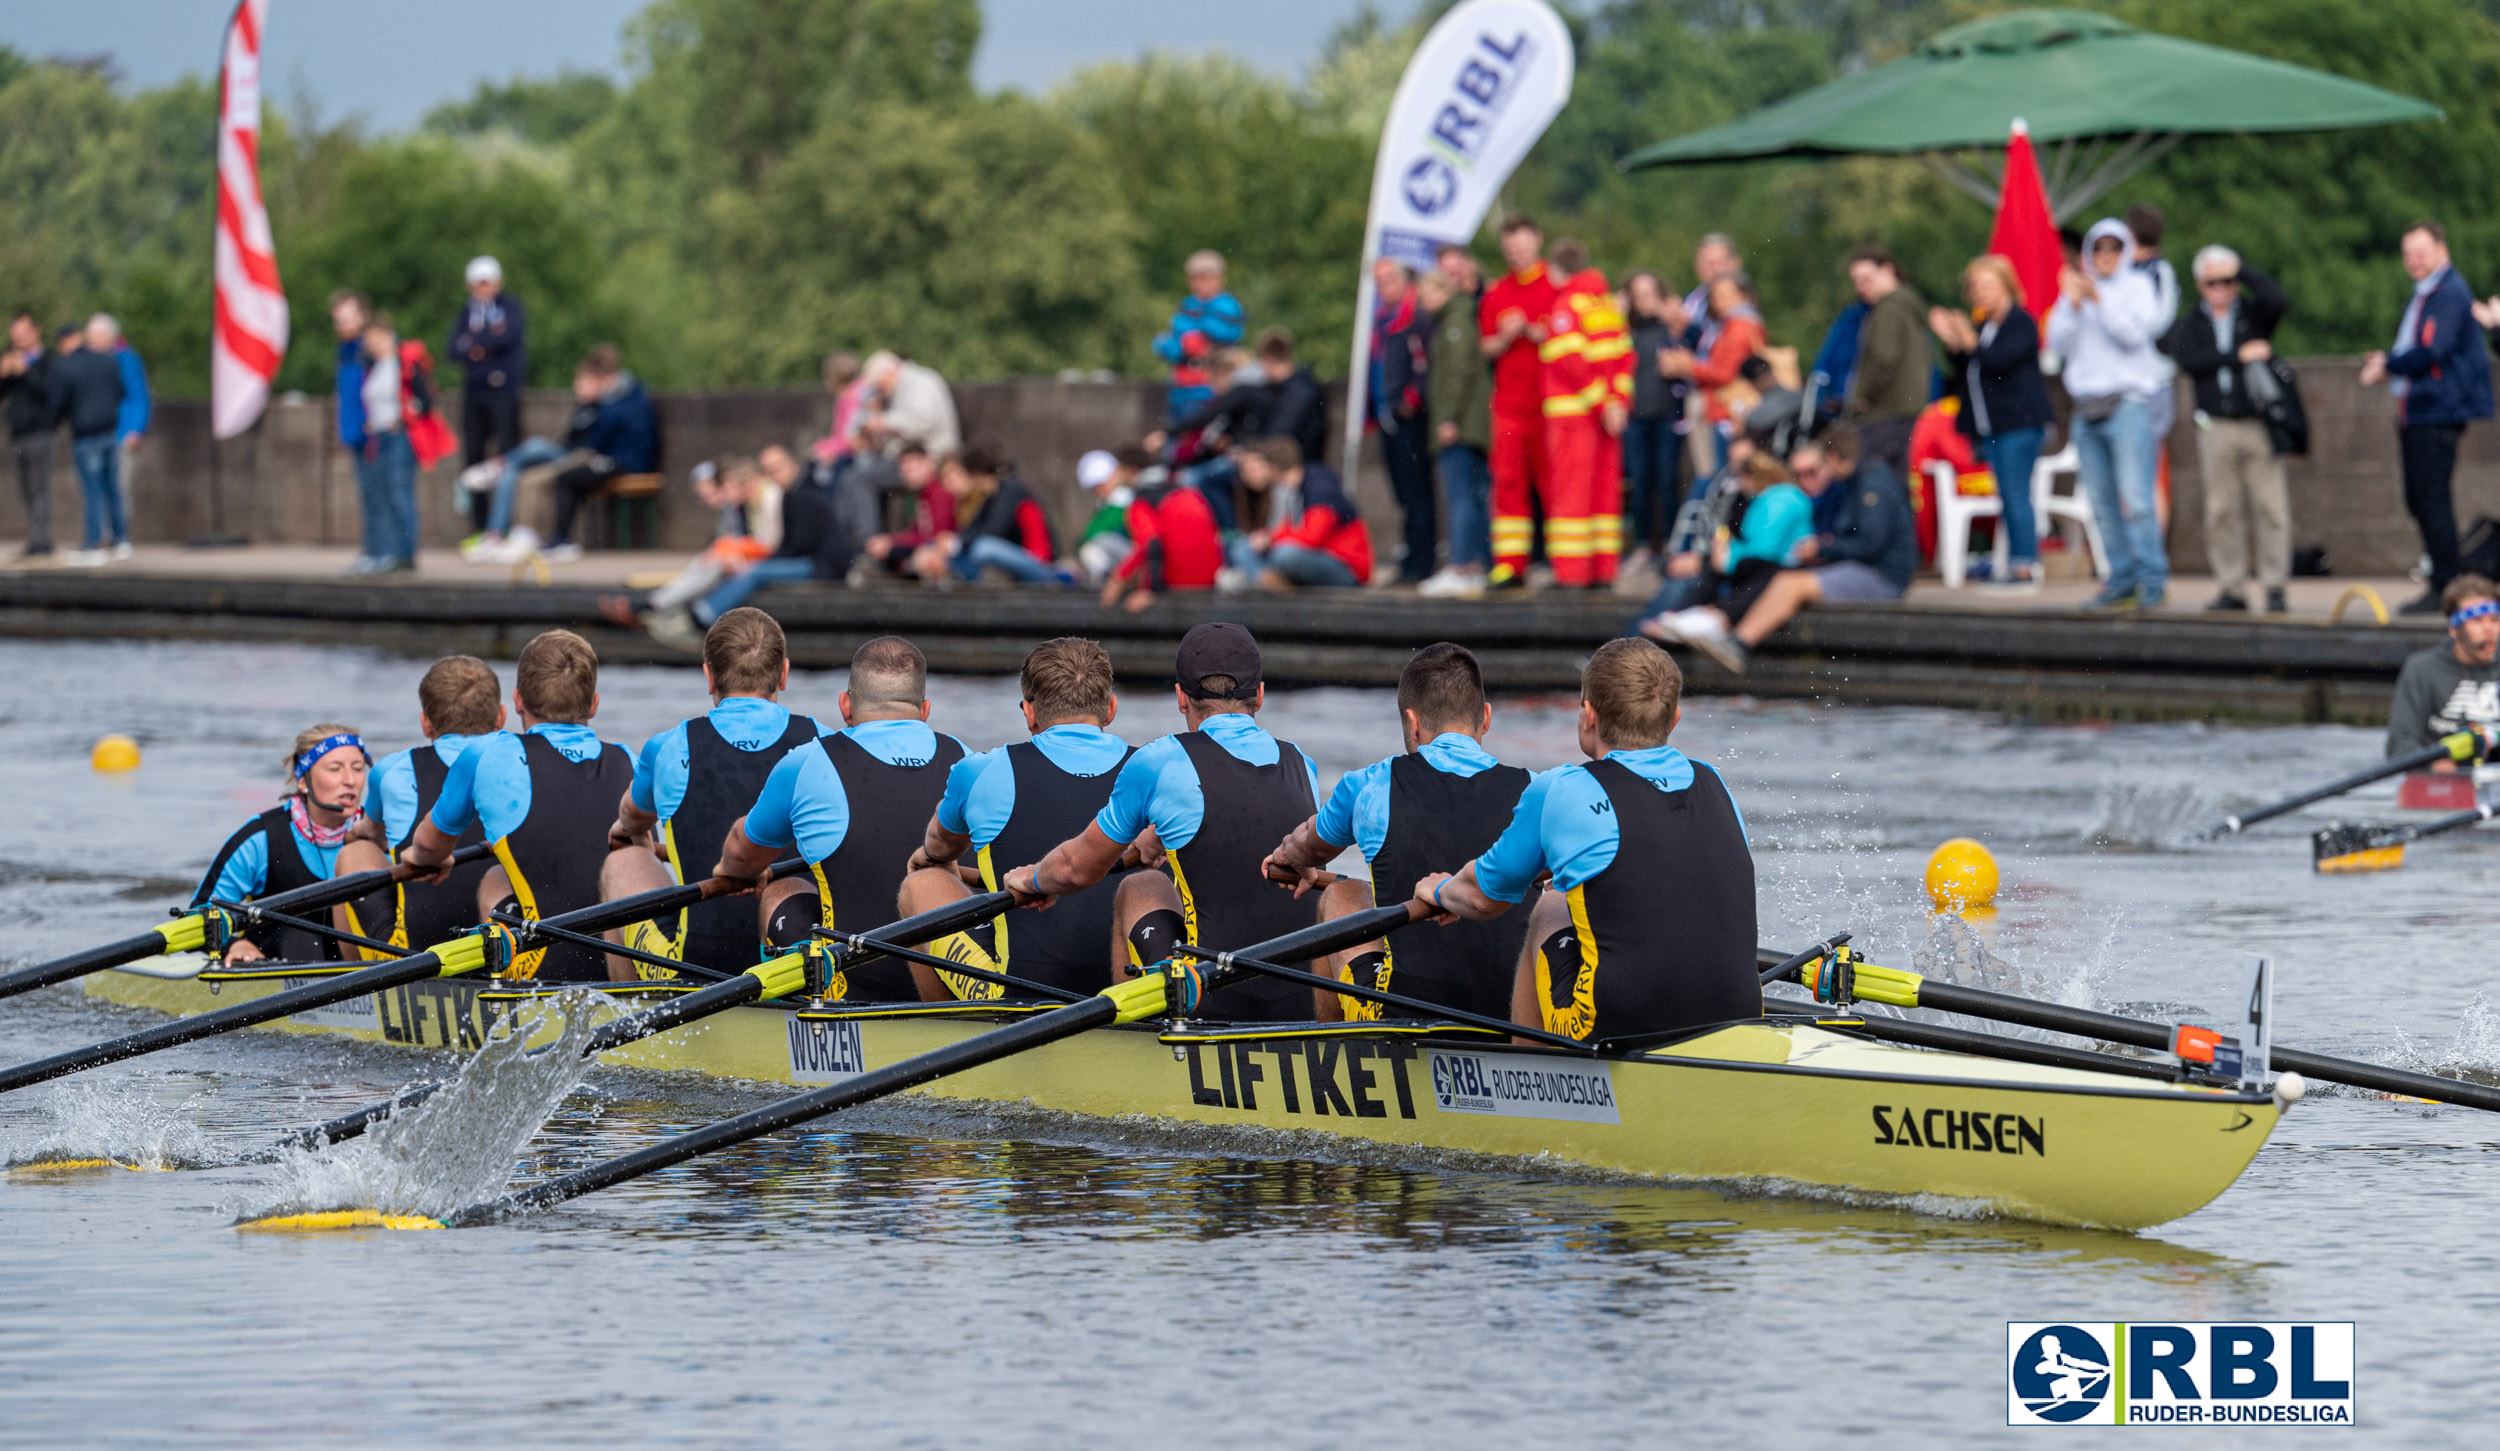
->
<box><xmin>1176</xmin><ymin>621</ymin><xmax>1262</xmax><ymax>700</ymax></box>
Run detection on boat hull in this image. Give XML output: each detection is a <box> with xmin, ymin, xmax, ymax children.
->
<box><xmin>82</xmin><ymin>966</ymin><xmax>2280</xmax><ymax>1230</ymax></box>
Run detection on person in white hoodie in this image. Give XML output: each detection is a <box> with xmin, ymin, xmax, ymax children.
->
<box><xmin>2050</xmin><ymin>218</ymin><xmax>2170</xmax><ymax>608</ymax></box>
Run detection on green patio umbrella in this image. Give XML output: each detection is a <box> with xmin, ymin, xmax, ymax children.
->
<box><xmin>1619</xmin><ymin>8</ymin><xmax>2440</xmax><ymax>220</ymax></box>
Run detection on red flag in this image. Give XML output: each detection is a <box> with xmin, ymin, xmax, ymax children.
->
<box><xmin>1987</xmin><ymin>119</ymin><xmax>2062</xmax><ymax>328</ymax></box>
<box><xmin>212</xmin><ymin>0</ymin><xmax>288</xmax><ymax>440</ymax></box>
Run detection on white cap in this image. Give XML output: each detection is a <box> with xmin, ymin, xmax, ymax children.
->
<box><xmin>1076</xmin><ymin>449</ymin><xmax>1119</xmax><ymax>489</ymax></box>
<box><xmin>465</xmin><ymin>255</ymin><xmax>503</xmax><ymax>285</ymax></box>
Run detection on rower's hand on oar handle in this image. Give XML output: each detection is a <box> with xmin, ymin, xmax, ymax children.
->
<box><xmin>1000</xmin><ymin>865</ymin><xmax>1057</xmax><ymax>911</ymax></box>
<box><xmin>1261</xmin><ymin>858</ymin><xmax>1340</xmax><ymax>897</ymax></box>
<box><xmin>1411</xmin><ymin>871</ymin><xmax>1459</xmax><ymax>924</ymax></box>
<box><xmin>222</xmin><ymin>938</ymin><xmax>267</xmax><ymax>969</ymax></box>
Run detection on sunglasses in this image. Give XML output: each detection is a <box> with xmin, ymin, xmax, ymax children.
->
<box><xmin>2200</xmin><ymin>276</ymin><xmax>2241</xmax><ymax>289</ymax></box>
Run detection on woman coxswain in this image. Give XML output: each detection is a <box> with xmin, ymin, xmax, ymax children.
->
<box><xmin>190</xmin><ymin>725</ymin><xmax>374</xmax><ymax>966</ymax></box>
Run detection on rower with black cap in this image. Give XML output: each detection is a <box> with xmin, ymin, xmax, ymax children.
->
<box><xmin>1001</xmin><ymin>622</ymin><xmax>1322</xmax><ymax>1021</ymax></box>
<box><xmin>1412</xmin><ymin>637</ymin><xmax>1760</xmax><ymax>1044</ymax></box>
<box><xmin>1261</xmin><ymin>641</ymin><xmax>1532</xmax><ymax>1021</ymax></box>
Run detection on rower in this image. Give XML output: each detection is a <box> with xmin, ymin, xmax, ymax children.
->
<box><xmin>600</xmin><ymin>607</ymin><xmax>825</xmax><ymax>981</ymax></box>
<box><xmin>717</xmin><ymin>635</ymin><xmax>967</xmax><ymax>1000</ymax></box>
<box><xmin>1262</xmin><ymin>642</ymin><xmax>1531</xmax><ymax>1021</ymax></box>
<box><xmin>336</xmin><ymin>656</ymin><xmax>504</xmax><ymax>954</ymax></box>
<box><xmin>194</xmin><ymin>724</ymin><xmax>373</xmax><ymax>966</ymax></box>
<box><xmin>1413</xmin><ymin>638</ymin><xmax>1759</xmax><ymax>1044</ymax></box>
<box><xmin>2388</xmin><ymin>574</ymin><xmax>2500</xmax><ymax>766</ymax></box>
<box><xmin>898</xmin><ymin>637</ymin><xmax>1135</xmax><ymax>1000</ymax></box>
<box><xmin>1003</xmin><ymin>622</ymin><xmax>1321</xmax><ymax>1022</ymax></box>
<box><xmin>400</xmin><ymin>630</ymin><xmax>635</xmax><ymax>981</ymax></box>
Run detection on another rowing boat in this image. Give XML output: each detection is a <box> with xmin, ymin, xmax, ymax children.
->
<box><xmin>83</xmin><ymin>958</ymin><xmax>2286</xmax><ymax>1231</ymax></box>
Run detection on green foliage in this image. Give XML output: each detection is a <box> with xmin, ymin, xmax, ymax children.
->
<box><xmin>422</xmin><ymin>71</ymin><xmax>619</xmax><ymax>145</ymax></box>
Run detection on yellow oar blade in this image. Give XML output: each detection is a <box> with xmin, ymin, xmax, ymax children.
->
<box><xmin>235</xmin><ymin>1208</ymin><xmax>446</xmax><ymax>1233</ymax></box>
<box><xmin>2317</xmin><ymin>843</ymin><xmax>2405</xmax><ymax>874</ymax></box>
<box><xmin>6</xmin><ymin>1156</ymin><xmax>162</xmax><ymax>1176</ymax></box>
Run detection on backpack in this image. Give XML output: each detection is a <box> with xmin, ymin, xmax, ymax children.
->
<box><xmin>396</xmin><ymin>339</ymin><xmax>458</xmax><ymax>470</ymax></box>
<box><xmin>2242</xmin><ymin>356</ymin><xmax>2309</xmax><ymax>458</ymax></box>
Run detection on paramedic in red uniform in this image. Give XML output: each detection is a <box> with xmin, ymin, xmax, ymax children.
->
<box><xmin>1537</xmin><ymin>239</ymin><xmax>1633</xmax><ymax>588</ymax></box>
<box><xmin>1480</xmin><ymin>215</ymin><xmax>1558</xmax><ymax>589</ymax></box>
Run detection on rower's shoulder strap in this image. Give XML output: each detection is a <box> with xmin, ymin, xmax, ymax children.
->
<box><xmin>193</xmin><ymin>807</ymin><xmax>286</xmax><ymax>906</ymax></box>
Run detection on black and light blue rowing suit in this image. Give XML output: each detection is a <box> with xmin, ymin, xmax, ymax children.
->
<box><xmin>1095</xmin><ymin>712</ymin><xmax>1321</xmax><ymax>1022</ymax></box>
<box><xmin>625</xmin><ymin>697</ymin><xmax>824</xmax><ymax>975</ymax></box>
<box><xmin>195</xmin><ymin>806</ymin><xmax>346</xmax><ymax>963</ymax></box>
<box><xmin>743</xmin><ymin>718</ymin><xmax>967</xmax><ymax>1000</ymax></box>
<box><xmin>429</xmin><ymin>722</ymin><xmax>634</xmax><ymax>981</ymax></box>
<box><xmin>925</xmin><ymin>723</ymin><xmax>1134</xmax><ymax>998</ymax></box>
<box><xmin>1471</xmin><ymin>744</ymin><xmax>1758</xmax><ymax>1044</ymax></box>
<box><xmin>369</xmin><ymin>732</ymin><xmax>491</xmax><ymax>951</ymax></box>
<box><xmin>1313</xmin><ymin>733</ymin><xmax>1531</xmax><ymax>1021</ymax></box>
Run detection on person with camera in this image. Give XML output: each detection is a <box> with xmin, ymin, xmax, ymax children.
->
<box><xmin>2161</xmin><ymin>246</ymin><xmax>2292</xmax><ymax>614</ymax></box>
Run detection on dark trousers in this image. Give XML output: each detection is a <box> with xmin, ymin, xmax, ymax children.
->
<box><xmin>1383</xmin><ymin>417</ymin><xmax>1436</xmax><ymax>581</ymax></box>
<box><xmin>1621</xmin><ymin>414</ymin><xmax>1681</xmax><ymax>554</ymax></box>
<box><xmin>1857</xmin><ymin>415</ymin><xmax>1916</xmax><ymax>486</ymax></box>
<box><xmin>11</xmin><ymin>433</ymin><xmax>53</xmax><ymax>550</ymax></box>
<box><xmin>462</xmin><ymin>390</ymin><xmax>523</xmax><ymax>532</ymax></box>
<box><xmin>2400</xmin><ymin>421</ymin><xmax>2468</xmax><ymax>586</ymax></box>
<box><xmin>550</xmin><ymin>461</ymin><xmax>622</xmax><ymax>546</ymax></box>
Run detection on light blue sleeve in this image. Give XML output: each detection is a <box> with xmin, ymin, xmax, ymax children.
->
<box><xmin>631</xmin><ymin>731</ymin><xmax>666</xmax><ymax>815</ymax></box>
<box><xmin>209</xmin><ymin>832</ymin><xmax>270</xmax><ymax>905</ymax></box>
<box><xmin>429</xmin><ymin>737</ymin><xmax>488</xmax><ymax>836</ymax></box>
<box><xmin>1312</xmin><ymin>766</ymin><xmax>1367</xmax><ymax>848</ymax></box>
<box><xmin>371</xmin><ymin>753</ymin><xmax>419</xmax><ymax>847</ymax></box>
<box><xmin>743</xmin><ymin>749</ymin><xmax>850</xmax><ymax>862</ymax></box>
<box><xmin>936</xmin><ymin>750</ymin><xmax>990</xmax><ymax>837</ymax></box>
<box><xmin>957</xmin><ymin>753</ymin><xmax>1020</xmax><ymax>848</ymax></box>
<box><xmin>1470</xmin><ymin>770</ymin><xmax>1558</xmax><ymax>904</ymax></box>
<box><xmin>742</xmin><ymin>748</ymin><xmax>808</xmax><ymax>850</ymax></box>
<box><xmin>1094</xmin><ymin>739</ymin><xmax>1177</xmax><ymax>845</ymax></box>
<box><xmin>467</xmin><ymin>737</ymin><xmax>537</xmax><ymax>843</ymax></box>
<box><xmin>634</xmin><ymin>724</ymin><xmax>694</xmax><ymax>820</ymax></box>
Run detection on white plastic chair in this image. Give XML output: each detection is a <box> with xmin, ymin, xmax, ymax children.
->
<box><xmin>2029</xmin><ymin>443</ymin><xmax>2110</xmax><ymax>580</ymax></box>
<box><xmin>1930</xmin><ymin>459</ymin><xmax>2006</xmax><ymax>587</ymax></box>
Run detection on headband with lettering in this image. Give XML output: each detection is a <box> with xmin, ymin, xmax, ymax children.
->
<box><xmin>2451</xmin><ymin>600</ymin><xmax>2500</xmax><ymax>632</ymax></box>
<box><xmin>294</xmin><ymin>732</ymin><xmax>370</xmax><ymax>780</ymax></box>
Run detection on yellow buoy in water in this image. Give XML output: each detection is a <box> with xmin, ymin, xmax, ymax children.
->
<box><xmin>1925</xmin><ymin>837</ymin><xmax>1999</xmax><ymax>912</ymax></box>
<box><xmin>91</xmin><ymin>734</ymin><xmax>141</xmax><ymax>773</ymax></box>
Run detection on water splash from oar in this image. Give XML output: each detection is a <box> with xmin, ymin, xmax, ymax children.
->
<box><xmin>237</xmin><ymin>990</ymin><xmax>604</xmax><ymax>1226</ymax></box>
<box><xmin>4</xmin><ymin>1081</ymin><xmax>216</xmax><ymax>1173</ymax></box>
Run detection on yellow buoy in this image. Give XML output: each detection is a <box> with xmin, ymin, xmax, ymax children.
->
<box><xmin>1925</xmin><ymin>837</ymin><xmax>1999</xmax><ymax>912</ymax></box>
<box><xmin>90</xmin><ymin>734</ymin><xmax>141</xmax><ymax>773</ymax></box>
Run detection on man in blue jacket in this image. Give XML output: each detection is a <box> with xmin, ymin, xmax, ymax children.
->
<box><xmin>2364</xmin><ymin>221</ymin><xmax>2495</xmax><ymax>614</ymax></box>
<box><xmin>541</xmin><ymin>343</ymin><xmax>656</xmax><ymax>562</ymax></box>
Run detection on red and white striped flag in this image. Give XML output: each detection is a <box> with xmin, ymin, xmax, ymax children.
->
<box><xmin>212</xmin><ymin>0</ymin><xmax>287</xmax><ymax>440</ymax></box>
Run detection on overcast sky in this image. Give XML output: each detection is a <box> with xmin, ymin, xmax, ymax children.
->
<box><xmin>0</xmin><ymin>0</ymin><xmax>1381</xmax><ymax>129</ymax></box>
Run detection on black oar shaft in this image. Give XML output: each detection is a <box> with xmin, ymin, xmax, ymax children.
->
<box><xmin>2216</xmin><ymin>737</ymin><xmax>2461</xmax><ymax>835</ymax></box>
<box><xmin>1167</xmin><ymin>938</ymin><xmax>1585</xmax><ymax>1051</ymax></box>
<box><xmin>1761</xmin><ymin>989</ymin><xmax>2183</xmax><ymax>1083</ymax></box>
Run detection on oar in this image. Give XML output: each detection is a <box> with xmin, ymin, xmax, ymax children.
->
<box><xmin>1161</xmin><ymin>938</ymin><xmax>1590</xmax><ymax>1050</ymax></box>
<box><xmin>0</xmin><ymin>842</ymin><xmax>496</xmax><ymax>1003</ymax></box>
<box><xmin>1757</xmin><ymin>945</ymin><xmax>2500</xmax><ymax>1113</ymax></box>
<box><xmin>269</xmin><ymin>892</ymin><xmax>1018</xmax><ymax>1154</ymax></box>
<box><xmin>304</xmin><ymin>904</ymin><xmax>1421</xmax><ymax>1230</ymax></box>
<box><xmin>2312</xmin><ymin>797</ymin><xmax>2496</xmax><ymax>874</ymax></box>
<box><xmin>0</xmin><ymin>859</ymin><xmax>801</xmax><ymax>1097</ymax></box>
<box><xmin>2202</xmin><ymin>725</ymin><xmax>2493</xmax><ymax>838</ymax></box>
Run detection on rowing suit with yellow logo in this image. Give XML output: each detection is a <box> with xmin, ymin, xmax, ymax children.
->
<box><xmin>193</xmin><ymin>805</ymin><xmax>349</xmax><ymax>962</ymax></box>
<box><xmin>1094</xmin><ymin>712</ymin><xmax>1321</xmax><ymax>1021</ymax></box>
<box><xmin>1313</xmin><ymin>733</ymin><xmax>1532</xmax><ymax>1021</ymax></box>
<box><xmin>426</xmin><ymin>722</ymin><xmax>634</xmax><ymax>981</ymax></box>
<box><xmin>741</xmin><ymin>717</ymin><xmax>966</xmax><ymax>1000</ymax></box>
<box><xmin>1469</xmin><ymin>743</ymin><xmax>1757</xmax><ymax>1043</ymax></box>
<box><xmin>367</xmin><ymin>733</ymin><xmax>492</xmax><ymax>953</ymax></box>
<box><xmin>926</xmin><ymin>725</ymin><xmax>1135</xmax><ymax>999</ymax></box>
<box><xmin>622</xmin><ymin>698</ymin><xmax>823</xmax><ymax>976</ymax></box>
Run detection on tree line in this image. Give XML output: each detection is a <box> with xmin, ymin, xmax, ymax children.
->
<box><xmin>5</xmin><ymin>0</ymin><xmax>2498</xmax><ymax>401</ymax></box>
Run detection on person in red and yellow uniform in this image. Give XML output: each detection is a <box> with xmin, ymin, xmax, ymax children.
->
<box><xmin>1537</xmin><ymin>239</ymin><xmax>1633</xmax><ymax>588</ymax></box>
<box><xmin>1479</xmin><ymin>215</ymin><xmax>1558</xmax><ymax>588</ymax></box>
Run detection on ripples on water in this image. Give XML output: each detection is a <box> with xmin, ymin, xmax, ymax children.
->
<box><xmin>6</xmin><ymin>640</ymin><xmax>2500</xmax><ymax>1444</ymax></box>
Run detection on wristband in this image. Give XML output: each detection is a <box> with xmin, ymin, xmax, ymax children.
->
<box><xmin>1433</xmin><ymin>879</ymin><xmax>1448</xmax><ymax>908</ymax></box>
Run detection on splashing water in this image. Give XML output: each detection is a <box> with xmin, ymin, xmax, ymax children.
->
<box><xmin>2088</xmin><ymin>783</ymin><xmax>2215</xmax><ymax>851</ymax></box>
<box><xmin>6</xmin><ymin>1080</ymin><xmax>218</xmax><ymax>1170</ymax></box>
<box><xmin>241</xmin><ymin>991</ymin><xmax>605</xmax><ymax>1221</ymax></box>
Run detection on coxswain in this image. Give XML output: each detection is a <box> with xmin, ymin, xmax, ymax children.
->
<box><xmin>2387</xmin><ymin>574</ymin><xmax>2500</xmax><ymax>765</ymax></box>
<box><xmin>600</xmin><ymin>608</ymin><xmax>825</xmax><ymax>980</ymax></box>
<box><xmin>1413</xmin><ymin>639</ymin><xmax>1759</xmax><ymax>1044</ymax></box>
<box><xmin>399</xmin><ymin>629</ymin><xmax>634</xmax><ymax>981</ymax></box>
<box><xmin>715</xmin><ymin>636</ymin><xmax>967</xmax><ymax>999</ymax></box>
<box><xmin>194</xmin><ymin>724</ymin><xmax>372</xmax><ymax>966</ymax></box>
<box><xmin>897</xmin><ymin>637</ymin><xmax>1134</xmax><ymax>1000</ymax></box>
<box><xmin>1003</xmin><ymin>622</ymin><xmax>1321</xmax><ymax>1022</ymax></box>
<box><xmin>336</xmin><ymin>655</ymin><xmax>504</xmax><ymax>954</ymax></box>
<box><xmin>1261</xmin><ymin>642</ymin><xmax>1531</xmax><ymax>1021</ymax></box>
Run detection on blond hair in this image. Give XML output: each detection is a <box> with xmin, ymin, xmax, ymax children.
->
<box><xmin>1962</xmin><ymin>254</ymin><xmax>2026</xmax><ymax>313</ymax></box>
<box><xmin>285</xmin><ymin>722</ymin><xmax>361</xmax><ymax>795</ymax></box>
<box><xmin>516</xmin><ymin>630</ymin><xmax>599</xmax><ymax>724</ymax></box>
<box><xmin>1582</xmin><ymin>639</ymin><xmax>1680</xmax><ymax>750</ymax></box>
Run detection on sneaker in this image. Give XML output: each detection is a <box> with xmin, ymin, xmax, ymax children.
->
<box><xmin>384</xmin><ymin>556</ymin><xmax>417</xmax><ymax>573</ymax></box>
<box><xmin>1485</xmin><ymin>564</ymin><xmax>1527</xmax><ymax>591</ymax></box>
<box><xmin>1687</xmin><ymin>631</ymin><xmax>1750</xmax><ymax>674</ymax></box>
<box><xmin>457</xmin><ymin>461</ymin><xmax>502</xmax><ymax>494</ymax></box>
<box><xmin>2137</xmin><ymin>586</ymin><xmax>2166</xmax><ymax>609</ymax></box>
<box><xmin>342</xmin><ymin>554</ymin><xmax>388</xmax><ymax>576</ymax></box>
<box><xmin>61</xmin><ymin>549</ymin><xmax>107</xmax><ymax>568</ymax></box>
<box><xmin>542</xmin><ymin>542</ymin><xmax>584</xmax><ymax>564</ymax></box>
<box><xmin>2399</xmin><ymin>589</ymin><xmax>2444</xmax><ymax>616</ymax></box>
<box><xmin>109</xmin><ymin>541</ymin><xmax>133</xmax><ymax>561</ymax></box>
<box><xmin>1671</xmin><ymin>606</ymin><xmax>1729</xmax><ymax>641</ymax></box>
<box><xmin>1215</xmin><ymin>566</ymin><xmax>1251</xmax><ymax>594</ymax></box>
<box><xmin>645</xmin><ymin>607</ymin><xmax>703</xmax><ymax>654</ymax></box>
<box><xmin>2087</xmin><ymin>583</ymin><xmax>2138</xmax><ymax>611</ymax></box>
<box><xmin>1637</xmin><ymin>612</ymin><xmax>1686</xmax><ymax>644</ymax></box>
<box><xmin>2206</xmin><ymin>590</ymin><xmax>2249</xmax><ymax>612</ymax></box>
<box><xmin>1525</xmin><ymin>563</ymin><xmax>1557</xmax><ymax>591</ymax></box>
<box><xmin>15</xmin><ymin>542</ymin><xmax>52</xmax><ymax>560</ymax></box>
<box><xmin>2266</xmin><ymin>588</ymin><xmax>2289</xmax><ymax>615</ymax></box>
<box><xmin>1417</xmin><ymin>567</ymin><xmax>1485</xmax><ymax>599</ymax></box>
<box><xmin>459</xmin><ymin>532</ymin><xmax>504</xmax><ymax>563</ymax></box>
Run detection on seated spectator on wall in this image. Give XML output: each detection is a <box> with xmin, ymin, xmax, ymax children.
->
<box><xmin>1165</xmin><ymin>327</ymin><xmax>1329</xmax><ymax>489</ymax></box>
<box><xmin>539</xmin><ymin>343</ymin><xmax>657</xmax><ymax>561</ymax></box>
<box><xmin>1226</xmin><ymin>436</ymin><xmax>1372</xmax><ymax>592</ymax></box>
<box><xmin>1100</xmin><ymin>447</ymin><xmax>1223</xmax><ymax>614</ymax></box>
<box><xmin>1073</xmin><ymin>448</ymin><xmax>1135</xmax><ymax>585</ymax></box>
<box><xmin>603</xmin><ymin>455</ymin><xmax>778</xmax><ymax>630</ymax></box>
<box><xmin>857</xmin><ymin>445</ymin><xmax>948</xmax><ymax>580</ymax></box>
<box><xmin>1638</xmin><ymin>448</ymin><xmax>1812</xmax><ymax>650</ymax></box>
<box><xmin>812</xmin><ymin>351</ymin><xmax>869</xmax><ymax>471</ymax></box>
<box><xmin>654</xmin><ymin>455</ymin><xmax>860</xmax><ymax>651</ymax></box>
<box><xmin>909</xmin><ymin>445</ymin><xmax>1071</xmax><ymax>587</ymax></box>
<box><xmin>1659</xmin><ymin>425</ymin><xmax>1915</xmax><ymax>674</ymax></box>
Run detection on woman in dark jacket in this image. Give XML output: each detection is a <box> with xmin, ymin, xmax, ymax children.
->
<box><xmin>1931</xmin><ymin>254</ymin><xmax>2055</xmax><ymax>585</ymax></box>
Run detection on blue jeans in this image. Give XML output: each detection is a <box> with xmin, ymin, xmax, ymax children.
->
<box><xmin>1185</xmin><ymin>457</ymin><xmax>1240</xmax><ymax>534</ymax></box>
<box><xmin>1264</xmin><ymin>541</ymin><xmax>1358</xmax><ymax>587</ymax></box>
<box><xmin>356</xmin><ymin>431</ymin><xmax>420</xmax><ymax>563</ymax></box>
<box><xmin>1621</xmin><ymin>415</ymin><xmax>1680</xmax><ymax>554</ymax></box>
<box><xmin>1980</xmin><ymin>426</ymin><xmax>2044</xmax><ymax>565</ymax></box>
<box><xmin>71</xmin><ymin>434</ymin><xmax>125</xmax><ymax>548</ymax></box>
<box><xmin>1437</xmin><ymin>444</ymin><xmax>1490</xmax><ymax>570</ymax></box>
<box><xmin>2072</xmin><ymin>397</ymin><xmax>2166</xmax><ymax>596</ymax></box>
<box><xmin>486</xmin><ymin>437</ymin><xmax>569</xmax><ymax>536</ymax></box>
<box><xmin>949</xmin><ymin>533</ymin><xmax>1062</xmax><ymax>584</ymax></box>
<box><xmin>694</xmin><ymin>556</ymin><xmax>815</xmax><ymax>624</ymax></box>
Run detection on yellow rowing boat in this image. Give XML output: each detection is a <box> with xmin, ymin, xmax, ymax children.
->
<box><xmin>84</xmin><ymin>960</ymin><xmax>2284</xmax><ymax>1230</ymax></box>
